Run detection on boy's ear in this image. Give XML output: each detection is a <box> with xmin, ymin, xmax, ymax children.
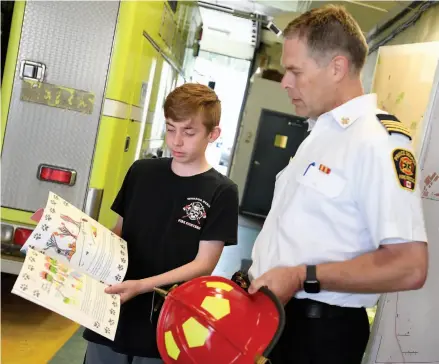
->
<box><xmin>208</xmin><ymin>126</ymin><xmax>221</xmax><ymax>142</ymax></box>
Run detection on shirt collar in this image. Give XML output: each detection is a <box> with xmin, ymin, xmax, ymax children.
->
<box><xmin>331</xmin><ymin>93</ymin><xmax>377</xmax><ymax>129</ymax></box>
<box><xmin>306</xmin><ymin>118</ymin><xmax>316</xmax><ymax>131</ymax></box>
<box><xmin>306</xmin><ymin>93</ymin><xmax>377</xmax><ymax>131</ymax></box>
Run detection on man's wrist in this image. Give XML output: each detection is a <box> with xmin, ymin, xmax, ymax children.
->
<box><xmin>296</xmin><ymin>264</ymin><xmax>307</xmax><ymax>289</ymax></box>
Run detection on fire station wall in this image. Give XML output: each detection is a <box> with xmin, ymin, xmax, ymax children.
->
<box><xmin>229</xmin><ymin>76</ymin><xmax>297</xmax><ymax>204</ymax></box>
<box><xmin>362</xmin><ymin>5</ymin><xmax>439</xmax><ymax>94</ymax></box>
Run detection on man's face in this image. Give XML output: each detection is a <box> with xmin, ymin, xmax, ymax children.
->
<box><xmin>281</xmin><ymin>36</ymin><xmax>334</xmax><ymax>119</ymax></box>
<box><xmin>165</xmin><ymin>116</ymin><xmax>220</xmax><ymax>164</ymax></box>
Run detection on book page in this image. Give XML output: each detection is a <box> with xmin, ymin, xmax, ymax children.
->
<box><xmin>12</xmin><ymin>248</ymin><xmax>120</xmax><ymax>340</ymax></box>
<box><xmin>21</xmin><ymin>192</ymin><xmax>128</xmax><ymax>285</ymax></box>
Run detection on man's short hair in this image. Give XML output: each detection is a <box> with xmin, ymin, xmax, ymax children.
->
<box><xmin>283</xmin><ymin>4</ymin><xmax>368</xmax><ymax>74</ymax></box>
<box><xmin>164</xmin><ymin>83</ymin><xmax>221</xmax><ymax>132</ymax></box>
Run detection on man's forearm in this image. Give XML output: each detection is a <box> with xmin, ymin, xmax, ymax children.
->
<box><xmin>138</xmin><ymin>259</ymin><xmax>212</xmax><ymax>294</ymax></box>
<box><xmin>316</xmin><ymin>242</ymin><xmax>428</xmax><ymax>294</ymax></box>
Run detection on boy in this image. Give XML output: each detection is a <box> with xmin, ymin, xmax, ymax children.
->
<box><xmin>82</xmin><ymin>83</ymin><xmax>239</xmax><ymax>363</ymax></box>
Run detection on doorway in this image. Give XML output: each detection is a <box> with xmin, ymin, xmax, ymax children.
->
<box><xmin>241</xmin><ymin>109</ymin><xmax>307</xmax><ymax>217</ymax></box>
<box><xmin>192</xmin><ymin>50</ymin><xmax>251</xmax><ymax>175</ymax></box>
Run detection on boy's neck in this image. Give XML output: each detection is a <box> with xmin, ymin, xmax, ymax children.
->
<box><xmin>171</xmin><ymin>156</ymin><xmax>211</xmax><ymax>177</ymax></box>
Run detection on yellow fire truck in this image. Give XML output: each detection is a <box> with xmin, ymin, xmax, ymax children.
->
<box><xmin>1</xmin><ymin>0</ymin><xmax>202</xmax><ymax>274</ymax></box>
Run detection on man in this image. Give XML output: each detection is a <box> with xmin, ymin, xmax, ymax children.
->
<box><xmin>82</xmin><ymin>83</ymin><xmax>239</xmax><ymax>363</ymax></box>
<box><xmin>247</xmin><ymin>5</ymin><xmax>428</xmax><ymax>364</ymax></box>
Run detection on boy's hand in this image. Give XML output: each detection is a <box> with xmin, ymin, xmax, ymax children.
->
<box><xmin>105</xmin><ymin>280</ymin><xmax>143</xmax><ymax>304</ymax></box>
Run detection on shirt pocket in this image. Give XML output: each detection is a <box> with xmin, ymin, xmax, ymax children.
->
<box><xmin>296</xmin><ymin>164</ymin><xmax>346</xmax><ymax>198</ymax></box>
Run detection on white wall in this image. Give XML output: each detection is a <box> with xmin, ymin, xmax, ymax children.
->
<box><xmin>363</xmin><ymin>59</ymin><xmax>439</xmax><ymax>364</ymax></box>
<box><xmin>229</xmin><ymin>76</ymin><xmax>297</xmax><ymax>203</ymax></box>
<box><xmin>361</xmin><ymin>6</ymin><xmax>439</xmax><ymax>362</ymax></box>
<box><xmin>362</xmin><ymin>5</ymin><xmax>439</xmax><ymax>93</ymax></box>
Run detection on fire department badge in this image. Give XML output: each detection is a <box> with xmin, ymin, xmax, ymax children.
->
<box><xmin>182</xmin><ymin>202</ymin><xmax>207</xmax><ymax>224</ymax></box>
<box><xmin>392</xmin><ymin>148</ymin><xmax>416</xmax><ymax>191</ymax></box>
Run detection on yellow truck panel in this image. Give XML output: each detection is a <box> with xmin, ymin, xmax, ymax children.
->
<box><xmin>1</xmin><ymin>0</ymin><xmax>202</xmax><ymax>273</ymax></box>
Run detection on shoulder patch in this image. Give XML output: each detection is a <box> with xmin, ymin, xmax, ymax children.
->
<box><xmin>376</xmin><ymin>114</ymin><xmax>412</xmax><ymax>140</ymax></box>
<box><xmin>392</xmin><ymin>148</ymin><xmax>416</xmax><ymax>191</ymax></box>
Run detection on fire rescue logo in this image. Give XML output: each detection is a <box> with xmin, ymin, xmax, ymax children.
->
<box><xmin>178</xmin><ymin>198</ymin><xmax>209</xmax><ymax>230</ymax></box>
<box><xmin>392</xmin><ymin>148</ymin><xmax>416</xmax><ymax>191</ymax></box>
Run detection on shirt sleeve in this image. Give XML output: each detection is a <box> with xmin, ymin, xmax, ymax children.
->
<box><xmin>200</xmin><ymin>183</ymin><xmax>239</xmax><ymax>246</ymax></box>
<box><xmin>111</xmin><ymin>162</ymin><xmax>136</xmax><ymax>218</ymax></box>
<box><xmin>356</xmin><ymin>135</ymin><xmax>427</xmax><ymax>246</ymax></box>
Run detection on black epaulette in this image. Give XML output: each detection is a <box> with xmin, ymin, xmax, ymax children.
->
<box><xmin>376</xmin><ymin>113</ymin><xmax>412</xmax><ymax>140</ymax></box>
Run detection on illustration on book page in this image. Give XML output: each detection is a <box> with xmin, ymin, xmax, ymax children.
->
<box><xmin>21</xmin><ymin>192</ymin><xmax>128</xmax><ymax>285</ymax></box>
<box><xmin>12</xmin><ymin>248</ymin><xmax>120</xmax><ymax>340</ymax></box>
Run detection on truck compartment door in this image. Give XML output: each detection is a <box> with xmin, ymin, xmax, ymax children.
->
<box><xmin>1</xmin><ymin>1</ymin><xmax>119</xmax><ymax>212</ymax></box>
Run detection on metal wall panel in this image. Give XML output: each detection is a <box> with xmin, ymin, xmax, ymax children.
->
<box><xmin>1</xmin><ymin>1</ymin><xmax>119</xmax><ymax>211</ymax></box>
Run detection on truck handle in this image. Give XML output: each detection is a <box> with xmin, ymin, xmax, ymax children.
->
<box><xmin>84</xmin><ymin>188</ymin><xmax>103</xmax><ymax>221</ymax></box>
<box><xmin>124</xmin><ymin>136</ymin><xmax>131</xmax><ymax>152</ymax></box>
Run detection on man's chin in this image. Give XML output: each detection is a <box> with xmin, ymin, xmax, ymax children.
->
<box><xmin>293</xmin><ymin>105</ymin><xmax>310</xmax><ymax>118</ymax></box>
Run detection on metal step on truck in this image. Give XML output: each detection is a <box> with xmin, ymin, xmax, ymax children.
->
<box><xmin>1</xmin><ymin>0</ymin><xmax>202</xmax><ymax>274</ymax></box>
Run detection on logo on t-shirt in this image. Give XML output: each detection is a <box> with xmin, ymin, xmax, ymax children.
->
<box><xmin>178</xmin><ymin>197</ymin><xmax>210</xmax><ymax>230</ymax></box>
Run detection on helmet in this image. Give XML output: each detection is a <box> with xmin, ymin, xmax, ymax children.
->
<box><xmin>155</xmin><ymin>275</ymin><xmax>285</xmax><ymax>363</ymax></box>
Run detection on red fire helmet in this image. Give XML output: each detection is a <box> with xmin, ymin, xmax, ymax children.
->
<box><xmin>155</xmin><ymin>275</ymin><xmax>285</xmax><ymax>364</ymax></box>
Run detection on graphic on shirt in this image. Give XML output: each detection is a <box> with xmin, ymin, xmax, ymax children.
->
<box><xmin>392</xmin><ymin>148</ymin><xmax>416</xmax><ymax>191</ymax></box>
<box><xmin>178</xmin><ymin>198</ymin><xmax>210</xmax><ymax>230</ymax></box>
<box><xmin>183</xmin><ymin>202</ymin><xmax>207</xmax><ymax>224</ymax></box>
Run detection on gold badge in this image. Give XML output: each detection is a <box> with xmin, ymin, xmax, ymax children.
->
<box><xmin>341</xmin><ymin>117</ymin><xmax>350</xmax><ymax>125</ymax></box>
<box><xmin>392</xmin><ymin>148</ymin><xmax>416</xmax><ymax>191</ymax></box>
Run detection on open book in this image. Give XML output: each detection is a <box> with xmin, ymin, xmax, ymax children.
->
<box><xmin>12</xmin><ymin>192</ymin><xmax>128</xmax><ymax>341</ymax></box>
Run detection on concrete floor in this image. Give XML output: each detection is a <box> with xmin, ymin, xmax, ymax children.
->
<box><xmin>2</xmin><ymin>218</ymin><xmax>263</xmax><ymax>364</ymax></box>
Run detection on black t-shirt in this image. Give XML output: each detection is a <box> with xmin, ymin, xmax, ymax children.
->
<box><xmin>83</xmin><ymin>158</ymin><xmax>239</xmax><ymax>357</ymax></box>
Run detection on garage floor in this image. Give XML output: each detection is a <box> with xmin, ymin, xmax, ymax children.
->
<box><xmin>1</xmin><ymin>216</ymin><xmax>263</xmax><ymax>364</ymax></box>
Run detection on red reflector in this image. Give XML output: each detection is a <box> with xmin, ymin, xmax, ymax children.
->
<box><xmin>39</xmin><ymin>166</ymin><xmax>73</xmax><ymax>184</ymax></box>
<box><xmin>14</xmin><ymin>228</ymin><xmax>33</xmax><ymax>246</ymax></box>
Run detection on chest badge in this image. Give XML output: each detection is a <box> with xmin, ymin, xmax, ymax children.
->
<box><xmin>318</xmin><ymin>164</ymin><xmax>331</xmax><ymax>174</ymax></box>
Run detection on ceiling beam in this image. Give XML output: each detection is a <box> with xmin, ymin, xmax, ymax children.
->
<box><xmin>343</xmin><ymin>1</ymin><xmax>389</xmax><ymax>12</ymax></box>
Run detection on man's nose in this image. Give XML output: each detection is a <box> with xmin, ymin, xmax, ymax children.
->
<box><xmin>281</xmin><ymin>73</ymin><xmax>294</xmax><ymax>90</ymax></box>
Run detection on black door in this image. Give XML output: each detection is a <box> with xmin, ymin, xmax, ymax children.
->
<box><xmin>241</xmin><ymin>109</ymin><xmax>308</xmax><ymax>217</ymax></box>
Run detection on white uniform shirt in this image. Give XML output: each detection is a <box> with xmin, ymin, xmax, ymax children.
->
<box><xmin>248</xmin><ymin>93</ymin><xmax>427</xmax><ymax>308</ymax></box>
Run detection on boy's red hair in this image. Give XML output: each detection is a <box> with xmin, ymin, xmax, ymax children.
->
<box><xmin>164</xmin><ymin>83</ymin><xmax>221</xmax><ymax>132</ymax></box>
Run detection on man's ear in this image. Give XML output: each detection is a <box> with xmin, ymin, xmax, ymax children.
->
<box><xmin>331</xmin><ymin>55</ymin><xmax>350</xmax><ymax>82</ymax></box>
<box><xmin>208</xmin><ymin>126</ymin><xmax>221</xmax><ymax>143</ymax></box>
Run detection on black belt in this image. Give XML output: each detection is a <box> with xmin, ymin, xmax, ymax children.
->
<box><xmin>288</xmin><ymin>298</ymin><xmax>365</xmax><ymax>319</ymax></box>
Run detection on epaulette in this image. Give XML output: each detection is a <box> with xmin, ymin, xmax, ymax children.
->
<box><xmin>376</xmin><ymin>113</ymin><xmax>412</xmax><ymax>140</ymax></box>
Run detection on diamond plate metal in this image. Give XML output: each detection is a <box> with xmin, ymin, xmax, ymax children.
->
<box><xmin>1</xmin><ymin>1</ymin><xmax>119</xmax><ymax>212</ymax></box>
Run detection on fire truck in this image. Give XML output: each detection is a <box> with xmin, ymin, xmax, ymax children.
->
<box><xmin>1</xmin><ymin>0</ymin><xmax>202</xmax><ymax>274</ymax></box>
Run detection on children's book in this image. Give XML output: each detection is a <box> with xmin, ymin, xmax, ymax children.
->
<box><xmin>11</xmin><ymin>192</ymin><xmax>128</xmax><ymax>341</ymax></box>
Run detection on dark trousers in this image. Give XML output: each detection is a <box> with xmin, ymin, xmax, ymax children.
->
<box><xmin>269</xmin><ymin>298</ymin><xmax>370</xmax><ymax>364</ymax></box>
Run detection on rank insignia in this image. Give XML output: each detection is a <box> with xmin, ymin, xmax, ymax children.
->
<box><xmin>392</xmin><ymin>148</ymin><xmax>416</xmax><ymax>191</ymax></box>
<box><xmin>319</xmin><ymin>164</ymin><xmax>331</xmax><ymax>174</ymax></box>
<box><xmin>341</xmin><ymin>117</ymin><xmax>350</xmax><ymax>125</ymax></box>
<box><xmin>376</xmin><ymin>114</ymin><xmax>412</xmax><ymax>140</ymax></box>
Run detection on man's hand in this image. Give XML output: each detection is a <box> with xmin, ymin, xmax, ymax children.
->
<box><xmin>248</xmin><ymin>266</ymin><xmax>306</xmax><ymax>305</ymax></box>
<box><xmin>105</xmin><ymin>279</ymin><xmax>153</xmax><ymax>304</ymax></box>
